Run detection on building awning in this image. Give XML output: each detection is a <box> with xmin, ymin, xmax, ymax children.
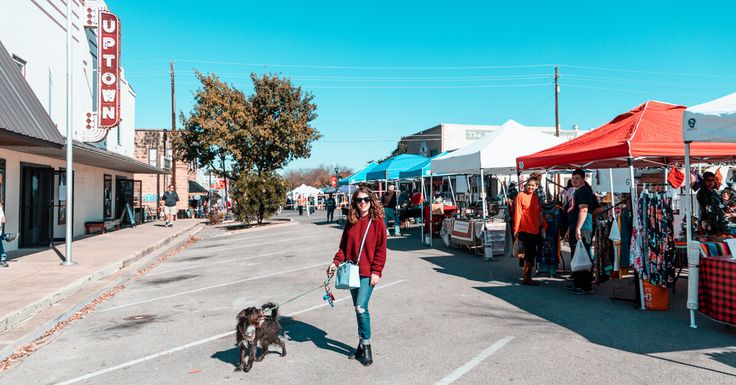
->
<box><xmin>0</xmin><ymin>41</ymin><xmax>65</xmax><ymax>147</ymax></box>
<box><xmin>2</xmin><ymin>141</ymin><xmax>169</xmax><ymax>174</ymax></box>
<box><xmin>189</xmin><ymin>180</ymin><xmax>208</xmax><ymax>194</ymax></box>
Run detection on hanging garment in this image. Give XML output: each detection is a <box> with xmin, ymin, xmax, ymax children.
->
<box><xmin>618</xmin><ymin>207</ymin><xmax>632</xmax><ymax>269</ymax></box>
<box><xmin>636</xmin><ymin>192</ymin><xmax>676</xmax><ymax>288</ymax></box>
<box><xmin>538</xmin><ymin>203</ymin><xmax>562</xmax><ymax>275</ymax></box>
<box><xmin>593</xmin><ymin>219</ymin><xmax>614</xmax><ymax>283</ymax></box>
<box><xmin>630</xmin><ymin>195</ymin><xmax>645</xmax><ymax>272</ymax></box>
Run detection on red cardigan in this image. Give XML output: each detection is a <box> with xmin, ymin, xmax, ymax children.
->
<box><xmin>333</xmin><ymin>216</ymin><xmax>387</xmax><ymax>277</ymax></box>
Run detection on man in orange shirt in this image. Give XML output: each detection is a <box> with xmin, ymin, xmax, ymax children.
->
<box><xmin>513</xmin><ymin>177</ymin><xmax>545</xmax><ymax>286</ymax></box>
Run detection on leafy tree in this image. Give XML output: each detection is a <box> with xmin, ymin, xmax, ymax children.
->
<box><xmin>246</xmin><ymin>74</ymin><xmax>321</xmax><ymax>175</ymax></box>
<box><xmin>175</xmin><ymin>71</ymin><xmax>320</xmax><ymax>224</ymax></box>
<box><xmin>234</xmin><ymin>171</ymin><xmax>289</xmax><ymax>224</ymax></box>
<box><xmin>173</xmin><ymin>71</ymin><xmax>248</xmax><ymax>180</ymax></box>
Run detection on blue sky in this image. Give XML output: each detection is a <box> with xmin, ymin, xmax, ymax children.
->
<box><xmin>116</xmin><ymin>1</ymin><xmax>736</xmax><ymax>173</ymax></box>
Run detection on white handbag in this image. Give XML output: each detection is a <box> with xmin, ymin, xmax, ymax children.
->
<box><xmin>335</xmin><ymin>220</ymin><xmax>372</xmax><ymax>289</ymax></box>
<box><xmin>571</xmin><ymin>240</ymin><xmax>593</xmax><ymax>272</ymax></box>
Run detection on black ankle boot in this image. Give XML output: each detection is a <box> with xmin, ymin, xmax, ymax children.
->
<box><xmin>348</xmin><ymin>343</ymin><xmax>364</xmax><ymax>360</ymax></box>
<box><xmin>357</xmin><ymin>344</ymin><xmax>372</xmax><ymax>366</ymax></box>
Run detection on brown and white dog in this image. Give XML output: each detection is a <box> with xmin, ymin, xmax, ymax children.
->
<box><xmin>235</xmin><ymin>302</ymin><xmax>286</xmax><ymax>372</ymax></box>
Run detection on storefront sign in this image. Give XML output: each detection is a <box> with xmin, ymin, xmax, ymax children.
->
<box><xmin>82</xmin><ymin>8</ymin><xmax>121</xmax><ymax>142</ymax></box>
<box><xmin>98</xmin><ymin>11</ymin><xmax>121</xmax><ymax>129</ymax></box>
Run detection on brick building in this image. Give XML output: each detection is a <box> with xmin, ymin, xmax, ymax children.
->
<box><xmin>133</xmin><ymin>129</ymin><xmax>196</xmax><ymax>214</ymax></box>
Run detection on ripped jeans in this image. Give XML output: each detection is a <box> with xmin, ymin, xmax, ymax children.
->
<box><xmin>350</xmin><ymin>277</ymin><xmax>375</xmax><ymax>343</ymax></box>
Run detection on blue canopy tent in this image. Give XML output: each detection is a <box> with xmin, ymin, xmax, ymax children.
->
<box><xmin>397</xmin><ymin>152</ymin><xmax>449</xmax><ymax>179</ymax></box>
<box><xmin>338</xmin><ymin>162</ymin><xmax>379</xmax><ymax>186</ymax></box>
<box><xmin>365</xmin><ymin>154</ymin><xmax>428</xmax><ymax>181</ymax></box>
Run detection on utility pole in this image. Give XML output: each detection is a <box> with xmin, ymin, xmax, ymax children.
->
<box><xmin>554</xmin><ymin>65</ymin><xmax>561</xmax><ymax>198</ymax></box>
<box><xmin>170</xmin><ymin>61</ymin><xmax>177</xmax><ymax>190</ymax></box>
<box><xmin>62</xmin><ymin>0</ymin><xmax>75</xmax><ymax>265</ymax></box>
<box><xmin>554</xmin><ymin>65</ymin><xmax>560</xmax><ymax>138</ymax></box>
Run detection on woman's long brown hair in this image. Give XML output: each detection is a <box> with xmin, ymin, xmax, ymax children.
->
<box><xmin>348</xmin><ymin>187</ymin><xmax>384</xmax><ymax>224</ymax></box>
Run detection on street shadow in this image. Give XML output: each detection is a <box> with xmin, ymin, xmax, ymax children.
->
<box><xmin>311</xmin><ymin>220</ymin><xmax>343</xmax><ymax>228</ymax></box>
<box><xmin>281</xmin><ymin>316</ymin><xmax>353</xmax><ymax>356</ymax></box>
<box><xmin>210</xmin><ymin>317</ymin><xmax>353</xmax><ymax>367</ymax></box>
<box><xmin>418</xmin><ymin>239</ymin><xmax>736</xmax><ymax>363</ymax></box>
<box><xmin>211</xmin><ymin>346</ymin><xmax>240</xmax><ymax>368</ymax></box>
<box><xmin>211</xmin><ymin>344</ymin><xmax>282</xmax><ymax>368</ymax></box>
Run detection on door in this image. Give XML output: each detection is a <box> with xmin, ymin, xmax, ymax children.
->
<box><xmin>115</xmin><ymin>177</ymin><xmax>135</xmax><ymax>220</ymax></box>
<box><xmin>20</xmin><ymin>165</ymin><xmax>53</xmax><ymax>247</ymax></box>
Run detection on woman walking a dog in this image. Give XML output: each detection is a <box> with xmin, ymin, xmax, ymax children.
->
<box><xmin>327</xmin><ymin>187</ymin><xmax>387</xmax><ymax>367</ymax></box>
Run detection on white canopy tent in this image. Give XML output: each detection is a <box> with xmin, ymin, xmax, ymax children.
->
<box><xmin>430</xmin><ymin>119</ymin><xmax>566</xmax><ymax>175</ymax></box>
<box><xmin>426</xmin><ymin>119</ymin><xmax>565</xmax><ymax>248</ymax></box>
<box><xmin>682</xmin><ymin>92</ymin><xmax>736</xmax><ymax>329</ymax></box>
<box><xmin>290</xmin><ymin>184</ymin><xmax>322</xmax><ymax>198</ymax></box>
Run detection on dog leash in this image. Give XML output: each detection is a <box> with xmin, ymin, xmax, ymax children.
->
<box><xmin>263</xmin><ymin>275</ymin><xmax>335</xmax><ymax>312</ymax></box>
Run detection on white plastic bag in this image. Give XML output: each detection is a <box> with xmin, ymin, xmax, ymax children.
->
<box><xmin>571</xmin><ymin>240</ymin><xmax>593</xmax><ymax>272</ymax></box>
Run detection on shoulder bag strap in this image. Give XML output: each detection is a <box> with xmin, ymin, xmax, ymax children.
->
<box><xmin>355</xmin><ymin>219</ymin><xmax>372</xmax><ymax>265</ymax></box>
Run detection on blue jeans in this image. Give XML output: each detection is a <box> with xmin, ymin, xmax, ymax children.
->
<box><xmin>0</xmin><ymin>233</ymin><xmax>7</xmax><ymax>261</ymax></box>
<box><xmin>384</xmin><ymin>208</ymin><xmax>399</xmax><ymax>233</ymax></box>
<box><xmin>350</xmin><ymin>277</ymin><xmax>374</xmax><ymax>342</ymax></box>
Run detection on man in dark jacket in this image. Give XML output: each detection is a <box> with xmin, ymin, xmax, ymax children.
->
<box><xmin>161</xmin><ymin>184</ymin><xmax>179</xmax><ymax>227</ymax></box>
<box><xmin>382</xmin><ymin>185</ymin><xmax>400</xmax><ymax>237</ymax></box>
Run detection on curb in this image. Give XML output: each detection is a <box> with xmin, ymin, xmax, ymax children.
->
<box><xmin>0</xmin><ymin>222</ymin><xmax>205</xmax><ymax>361</ymax></box>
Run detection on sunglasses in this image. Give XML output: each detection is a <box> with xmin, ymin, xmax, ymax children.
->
<box><xmin>355</xmin><ymin>197</ymin><xmax>371</xmax><ymax>203</ymax></box>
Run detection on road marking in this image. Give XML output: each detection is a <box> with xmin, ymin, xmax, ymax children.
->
<box><xmin>53</xmin><ymin>279</ymin><xmax>408</xmax><ymax>385</ymax></box>
<box><xmin>97</xmin><ymin>263</ymin><xmax>327</xmax><ymax>313</ymax></box>
<box><xmin>434</xmin><ymin>336</ymin><xmax>514</xmax><ymax>385</ymax></box>
<box><xmin>192</xmin><ymin>233</ymin><xmax>336</xmax><ymax>254</ymax></box>
<box><xmin>200</xmin><ymin>225</ymin><xmax>312</xmax><ymax>242</ymax></box>
<box><xmin>146</xmin><ymin>244</ymin><xmax>325</xmax><ymax>277</ymax></box>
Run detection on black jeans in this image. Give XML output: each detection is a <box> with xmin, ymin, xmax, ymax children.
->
<box><xmin>327</xmin><ymin>208</ymin><xmax>335</xmax><ymax>222</ymax></box>
<box><xmin>572</xmin><ymin>230</ymin><xmax>593</xmax><ymax>291</ymax></box>
<box><xmin>518</xmin><ymin>232</ymin><xmax>539</xmax><ymax>265</ymax></box>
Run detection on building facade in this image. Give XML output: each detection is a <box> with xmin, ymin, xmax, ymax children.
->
<box><xmin>404</xmin><ymin>121</ymin><xmax>584</xmax><ymax>157</ymax></box>
<box><xmin>133</xmin><ymin>129</ymin><xmax>197</xmax><ymax>214</ymax></box>
<box><xmin>0</xmin><ymin>0</ymin><xmax>164</xmax><ymax>251</ymax></box>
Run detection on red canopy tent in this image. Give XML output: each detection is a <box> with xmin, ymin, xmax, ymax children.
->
<box><xmin>517</xmin><ymin>100</ymin><xmax>736</xmax><ymax>171</ymax></box>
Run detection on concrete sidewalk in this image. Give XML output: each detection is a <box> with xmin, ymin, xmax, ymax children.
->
<box><xmin>0</xmin><ymin>218</ymin><xmax>206</xmax><ymax>360</ymax></box>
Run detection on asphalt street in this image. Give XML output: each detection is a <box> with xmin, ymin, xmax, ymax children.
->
<box><xmin>1</xmin><ymin>211</ymin><xmax>735</xmax><ymax>385</ymax></box>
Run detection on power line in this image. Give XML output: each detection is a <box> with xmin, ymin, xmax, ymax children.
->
<box><xmin>560</xmin><ymin>64</ymin><xmax>736</xmax><ymax>79</ymax></box>
<box><xmin>565</xmin><ymin>74</ymin><xmax>731</xmax><ymax>88</ymax></box>
<box><xmin>175</xmin><ymin>60</ymin><xmax>556</xmax><ymax>71</ymax></box>
<box><xmin>562</xmin><ymin>83</ymin><xmax>702</xmax><ymax>97</ymax></box>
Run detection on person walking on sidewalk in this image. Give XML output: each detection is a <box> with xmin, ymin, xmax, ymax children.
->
<box><xmin>513</xmin><ymin>177</ymin><xmax>545</xmax><ymax>286</ymax></box>
<box><xmin>0</xmin><ymin>199</ymin><xmax>19</xmax><ymax>267</ymax></box>
<box><xmin>382</xmin><ymin>185</ymin><xmax>400</xmax><ymax>237</ymax></box>
<box><xmin>161</xmin><ymin>184</ymin><xmax>179</xmax><ymax>227</ymax></box>
<box><xmin>326</xmin><ymin>193</ymin><xmax>337</xmax><ymax>223</ymax></box>
<box><xmin>327</xmin><ymin>187</ymin><xmax>387</xmax><ymax>367</ymax></box>
<box><xmin>297</xmin><ymin>194</ymin><xmax>305</xmax><ymax>216</ymax></box>
<box><xmin>567</xmin><ymin>169</ymin><xmax>595</xmax><ymax>294</ymax></box>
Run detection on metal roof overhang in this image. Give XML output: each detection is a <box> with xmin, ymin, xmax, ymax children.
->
<box><xmin>3</xmin><ymin>141</ymin><xmax>169</xmax><ymax>174</ymax></box>
<box><xmin>0</xmin><ymin>41</ymin><xmax>66</xmax><ymax>147</ymax></box>
<box><xmin>189</xmin><ymin>180</ymin><xmax>208</xmax><ymax>194</ymax></box>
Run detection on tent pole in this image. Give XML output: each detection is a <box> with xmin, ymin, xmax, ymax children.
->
<box><xmin>684</xmin><ymin>142</ymin><xmax>698</xmax><ymax>328</ymax></box>
<box><xmin>480</xmin><ymin>169</ymin><xmax>487</xmax><ymax>219</ymax></box>
<box><xmin>448</xmin><ymin>176</ymin><xmax>456</xmax><ymax>206</ymax></box>
<box><xmin>429</xmin><ymin>172</ymin><xmax>433</xmax><ymax>248</ymax></box>
<box><xmin>421</xmin><ymin>175</ymin><xmax>425</xmax><ymax>246</ymax></box>
<box><xmin>628</xmin><ymin>158</ymin><xmax>645</xmax><ymax>310</ymax></box>
<box><xmin>610</xmin><ymin>170</ymin><xmax>620</xmax><ymax>273</ymax></box>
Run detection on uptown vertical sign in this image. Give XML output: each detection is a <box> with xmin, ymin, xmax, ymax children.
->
<box><xmin>83</xmin><ymin>8</ymin><xmax>121</xmax><ymax>142</ymax></box>
<box><xmin>98</xmin><ymin>11</ymin><xmax>120</xmax><ymax>129</ymax></box>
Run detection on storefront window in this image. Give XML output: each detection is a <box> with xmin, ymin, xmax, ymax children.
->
<box><xmin>104</xmin><ymin>174</ymin><xmax>112</xmax><ymax>219</ymax></box>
